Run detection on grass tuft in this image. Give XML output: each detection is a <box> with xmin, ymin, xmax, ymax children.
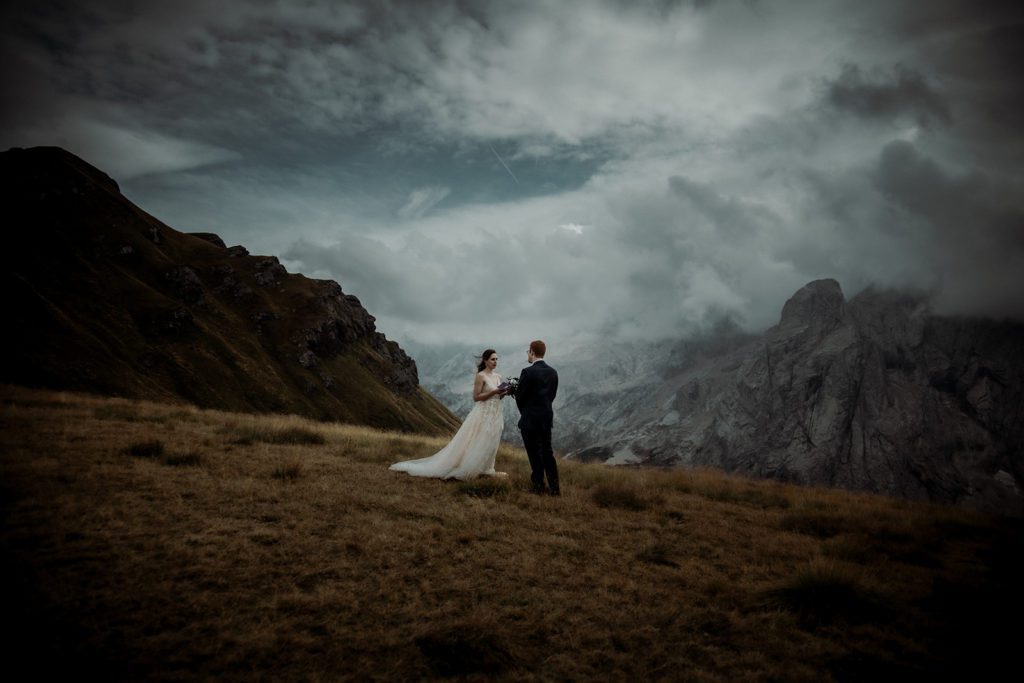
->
<box><xmin>96</xmin><ymin>405</ymin><xmax>141</xmax><ymax>421</ymax></box>
<box><xmin>414</xmin><ymin>625</ymin><xmax>518</xmax><ymax>677</ymax></box>
<box><xmin>271</xmin><ymin>461</ymin><xmax>303</xmax><ymax>481</ymax></box>
<box><xmin>637</xmin><ymin>543</ymin><xmax>678</xmax><ymax>567</ymax></box>
<box><xmin>96</xmin><ymin>405</ymin><xmax>167</xmax><ymax>423</ymax></box>
<box><xmin>593</xmin><ymin>483</ymin><xmax>651</xmax><ymax>511</ymax></box>
<box><xmin>761</xmin><ymin>562</ymin><xmax>887</xmax><ymax>627</ymax></box>
<box><xmin>231</xmin><ymin>425</ymin><xmax>326</xmax><ymax>445</ymax></box>
<box><xmin>125</xmin><ymin>440</ymin><xmax>165</xmax><ymax>458</ymax></box>
<box><xmin>164</xmin><ymin>452</ymin><xmax>202</xmax><ymax>467</ymax></box>
<box><xmin>705</xmin><ymin>487</ymin><xmax>792</xmax><ymax>509</ymax></box>
<box><xmin>821</xmin><ymin>534</ymin><xmax>877</xmax><ymax>564</ymax></box>
<box><xmin>671</xmin><ymin>471</ymin><xmax>794</xmax><ymax>509</ymax></box>
<box><xmin>823</xmin><ymin>531</ymin><xmax>943</xmax><ymax>568</ymax></box>
<box><xmin>269</xmin><ymin>427</ymin><xmax>326</xmax><ymax>445</ymax></box>
<box><xmin>456</xmin><ymin>478</ymin><xmax>512</xmax><ymax>499</ymax></box>
<box><xmin>779</xmin><ymin>509</ymin><xmax>847</xmax><ymax>538</ymax></box>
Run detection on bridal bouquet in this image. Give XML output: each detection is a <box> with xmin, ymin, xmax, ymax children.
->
<box><xmin>498</xmin><ymin>377</ymin><xmax>519</xmax><ymax>397</ymax></box>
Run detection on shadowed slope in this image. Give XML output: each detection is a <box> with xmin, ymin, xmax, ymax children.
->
<box><xmin>1</xmin><ymin>146</ymin><xmax>458</xmax><ymax>434</ymax></box>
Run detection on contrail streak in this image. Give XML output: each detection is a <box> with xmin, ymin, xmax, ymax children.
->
<box><xmin>488</xmin><ymin>144</ymin><xmax>520</xmax><ymax>185</ymax></box>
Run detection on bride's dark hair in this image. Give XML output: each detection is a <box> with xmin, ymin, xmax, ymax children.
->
<box><xmin>476</xmin><ymin>349</ymin><xmax>497</xmax><ymax>372</ymax></box>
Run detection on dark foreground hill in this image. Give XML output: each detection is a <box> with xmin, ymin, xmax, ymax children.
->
<box><xmin>2</xmin><ymin>386</ymin><xmax>1022</xmax><ymax>680</ymax></box>
<box><xmin>1</xmin><ymin>146</ymin><xmax>458</xmax><ymax>434</ymax></box>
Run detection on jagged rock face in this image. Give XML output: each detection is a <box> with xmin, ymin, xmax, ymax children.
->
<box><xmin>409</xmin><ymin>324</ymin><xmax>755</xmax><ymax>452</ymax></box>
<box><xmin>571</xmin><ymin>280</ymin><xmax>1024</xmax><ymax>515</ymax></box>
<box><xmin>1</xmin><ymin>146</ymin><xmax>458</xmax><ymax>434</ymax></box>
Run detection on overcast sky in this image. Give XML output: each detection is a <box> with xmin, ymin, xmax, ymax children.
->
<box><xmin>3</xmin><ymin>0</ymin><xmax>1022</xmax><ymax>345</ymax></box>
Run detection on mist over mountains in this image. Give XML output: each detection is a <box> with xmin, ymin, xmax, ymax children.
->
<box><xmin>412</xmin><ymin>282</ymin><xmax>1023</xmax><ymax>514</ymax></box>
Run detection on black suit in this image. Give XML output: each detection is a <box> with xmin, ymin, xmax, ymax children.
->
<box><xmin>515</xmin><ymin>360</ymin><xmax>559</xmax><ymax>493</ymax></box>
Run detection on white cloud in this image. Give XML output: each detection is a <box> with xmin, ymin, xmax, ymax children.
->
<box><xmin>5</xmin><ymin>0</ymin><xmax>1023</xmax><ymax>345</ymax></box>
<box><xmin>13</xmin><ymin>116</ymin><xmax>240</xmax><ymax>180</ymax></box>
<box><xmin>284</xmin><ymin>149</ymin><xmax>827</xmax><ymax>344</ymax></box>
<box><xmin>398</xmin><ymin>186</ymin><xmax>451</xmax><ymax>220</ymax></box>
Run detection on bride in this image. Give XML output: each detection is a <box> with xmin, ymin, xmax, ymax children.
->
<box><xmin>389</xmin><ymin>349</ymin><xmax>508</xmax><ymax>480</ymax></box>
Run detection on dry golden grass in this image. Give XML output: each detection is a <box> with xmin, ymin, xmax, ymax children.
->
<box><xmin>2</xmin><ymin>384</ymin><xmax>1021</xmax><ymax>681</ymax></box>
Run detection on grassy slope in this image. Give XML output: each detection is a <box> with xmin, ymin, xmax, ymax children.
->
<box><xmin>3</xmin><ymin>147</ymin><xmax>459</xmax><ymax>435</ymax></box>
<box><xmin>1</xmin><ymin>385</ymin><xmax>1021</xmax><ymax>681</ymax></box>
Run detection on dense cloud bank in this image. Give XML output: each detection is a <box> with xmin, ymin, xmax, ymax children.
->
<box><xmin>3</xmin><ymin>0</ymin><xmax>1022</xmax><ymax>343</ymax></box>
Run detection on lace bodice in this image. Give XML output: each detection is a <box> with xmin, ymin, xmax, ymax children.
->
<box><xmin>480</xmin><ymin>372</ymin><xmax>502</xmax><ymax>396</ymax></box>
<box><xmin>477</xmin><ymin>372</ymin><xmax>504</xmax><ymax>418</ymax></box>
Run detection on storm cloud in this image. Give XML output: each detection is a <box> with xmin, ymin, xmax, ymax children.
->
<box><xmin>824</xmin><ymin>64</ymin><xmax>951</xmax><ymax>128</ymax></box>
<box><xmin>3</xmin><ymin>0</ymin><xmax>1022</xmax><ymax>344</ymax></box>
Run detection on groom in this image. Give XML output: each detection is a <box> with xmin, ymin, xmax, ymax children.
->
<box><xmin>515</xmin><ymin>340</ymin><xmax>560</xmax><ymax>495</ymax></box>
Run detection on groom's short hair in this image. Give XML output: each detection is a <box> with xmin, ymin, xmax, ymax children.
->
<box><xmin>529</xmin><ymin>340</ymin><xmax>546</xmax><ymax>358</ymax></box>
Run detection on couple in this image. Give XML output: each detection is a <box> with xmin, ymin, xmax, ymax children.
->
<box><xmin>390</xmin><ymin>340</ymin><xmax>560</xmax><ymax>495</ymax></box>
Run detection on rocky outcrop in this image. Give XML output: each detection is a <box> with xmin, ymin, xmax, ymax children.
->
<box><xmin>189</xmin><ymin>232</ymin><xmax>226</xmax><ymax>248</ymax></box>
<box><xmin>1</xmin><ymin>146</ymin><xmax>459</xmax><ymax>434</ymax></box>
<box><xmin>570</xmin><ymin>280</ymin><xmax>1024</xmax><ymax>515</ymax></box>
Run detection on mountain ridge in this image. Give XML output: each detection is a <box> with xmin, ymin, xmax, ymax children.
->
<box><xmin>2</xmin><ymin>146</ymin><xmax>458</xmax><ymax>434</ymax></box>
<box><xmin>572</xmin><ymin>279</ymin><xmax>1023</xmax><ymax>514</ymax></box>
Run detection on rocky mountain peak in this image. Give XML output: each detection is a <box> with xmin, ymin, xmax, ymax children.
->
<box><xmin>778</xmin><ymin>278</ymin><xmax>847</xmax><ymax>329</ymax></box>
<box><xmin>189</xmin><ymin>232</ymin><xmax>227</xmax><ymax>248</ymax></box>
<box><xmin>4</xmin><ymin>145</ymin><xmax>121</xmax><ymax>196</ymax></box>
<box><xmin>555</xmin><ymin>279</ymin><xmax>1023</xmax><ymax>515</ymax></box>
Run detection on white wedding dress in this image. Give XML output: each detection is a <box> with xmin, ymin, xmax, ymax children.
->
<box><xmin>389</xmin><ymin>372</ymin><xmax>507</xmax><ymax>480</ymax></box>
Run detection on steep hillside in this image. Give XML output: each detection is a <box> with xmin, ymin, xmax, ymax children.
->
<box><xmin>1</xmin><ymin>146</ymin><xmax>458</xmax><ymax>434</ymax></box>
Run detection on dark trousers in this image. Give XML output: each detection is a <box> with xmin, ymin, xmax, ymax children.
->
<box><xmin>520</xmin><ymin>423</ymin><xmax>558</xmax><ymax>493</ymax></box>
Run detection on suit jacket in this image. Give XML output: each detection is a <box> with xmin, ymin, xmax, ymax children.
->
<box><xmin>515</xmin><ymin>360</ymin><xmax>558</xmax><ymax>431</ymax></box>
